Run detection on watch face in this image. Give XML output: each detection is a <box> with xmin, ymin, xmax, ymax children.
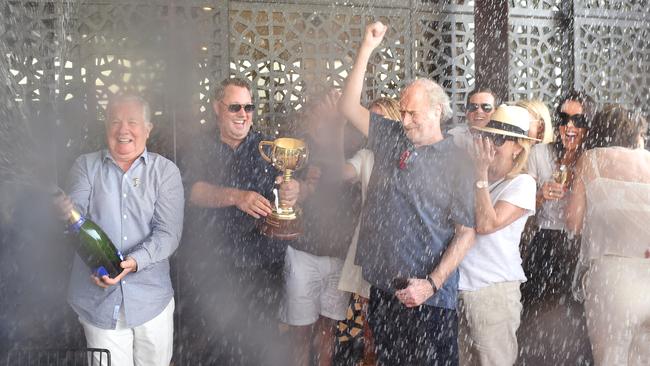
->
<box><xmin>476</xmin><ymin>180</ymin><xmax>489</xmax><ymax>189</ymax></box>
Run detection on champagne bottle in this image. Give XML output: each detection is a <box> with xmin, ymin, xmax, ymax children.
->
<box><xmin>67</xmin><ymin>208</ymin><xmax>124</xmax><ymax>278</ymax></box>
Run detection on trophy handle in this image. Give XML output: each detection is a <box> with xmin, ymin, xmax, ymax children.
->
<box><xmin>258</xmin><ymin>141</ymin><xmax>274</xmax><ymax>163</ymax></box>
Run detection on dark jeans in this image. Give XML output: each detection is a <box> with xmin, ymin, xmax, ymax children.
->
<box><xmin>178</xmin><ymin>246</ymin><xmax>288</xmax><ymax>366</ymax></box>
<box><xmin>367</xmin><ymin>287</ymin><xmax>459</xmax><ymax>366</ymax></box>
<box><xmin>521</xmin><ymin>228</ymin><xmax>578</xmax><ymax>304</ymax></box>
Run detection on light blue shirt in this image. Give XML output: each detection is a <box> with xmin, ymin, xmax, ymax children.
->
<box><xmin>66</xmin><ymin>149</ymin><xmax>184</xmax><ymax>329</ymax></box>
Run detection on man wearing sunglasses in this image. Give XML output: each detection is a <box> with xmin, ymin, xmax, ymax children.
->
<box><xmin>184</xmin><ymin>78</ymin><xmax>299</xmax><ymax>365</ymax></box>
<box><xmin>339</xmin><ymin>21</ymin><xmax>476</xmax><ymax>365</ymax></box>
<box><xmin>448</xmin><ymin>88</ymin><xmax>498</xmax><ymax>151</ymax></box>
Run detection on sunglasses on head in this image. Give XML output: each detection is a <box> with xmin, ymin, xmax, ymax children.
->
<box><xmin>558</xmin><ymin>112</ymin><xmax>588</xmax><ymax>128</ymax></box>
<box><xmin>477</xmin><ymin>132</ymin><xmax>516</xmax><ymax>147</ymax></box>
<box><xmin>467</xmin><ymin>103</ymin><xmax>494</xmax><ymax>113</ymax></box>
<box><xmin>222</xmin><ymin>101</ymin><xmax>255</xmax><ymax>113</ymax></box>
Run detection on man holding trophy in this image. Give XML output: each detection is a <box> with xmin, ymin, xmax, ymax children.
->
<box><xmin>185</xmin><ymin>77</ymin><xmax>300</xmax><ymax>365</ymax></box>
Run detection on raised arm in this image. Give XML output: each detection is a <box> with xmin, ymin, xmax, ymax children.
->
<box><xmin>338</xmin><ymin>21</ymin><xmax>388</xmax><ymax>137</ymax></box>
<box><xmin>473</xmin><ymin>138</ymin><xmax>529</xmax><ymax>234</ymax></box>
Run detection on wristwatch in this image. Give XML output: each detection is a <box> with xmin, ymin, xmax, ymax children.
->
<box><xmin>475</xmin><ymin>180</ymin><xmax>489</xmax><ymax>189</ymax></box>
<box><xmin>425</xmin><ymin>274</ymin><xmax>438</xmax><ymax>294</ymax></box>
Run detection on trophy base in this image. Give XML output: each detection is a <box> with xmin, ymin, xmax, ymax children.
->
<box><xmin>259</xmin><ymin>211</ymin><xmax>302</xmax><ymax>240</ymax></box>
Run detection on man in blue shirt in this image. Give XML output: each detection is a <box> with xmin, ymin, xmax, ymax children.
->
<box><xmin>184</xmin><ymin>78</ymin><xmax>299</xmax><ymax>365</ymax></box>
<box><xmin>339</xmin><ymin>22</ymin><xmax>476</xmax><ymax>365</ymax></box>
<box><xmin>57</xmin><ymin>94</ymin><xmax>184</xmax><ymax>366</ymax></box>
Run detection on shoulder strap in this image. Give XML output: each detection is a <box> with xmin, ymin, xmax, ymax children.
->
<box><xmin>589</xmin><ymin>150</ymin><xmax>600</xmax><ymax>178</ymax></box>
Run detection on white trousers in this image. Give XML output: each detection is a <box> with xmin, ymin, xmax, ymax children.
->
<box><xmin>458</xmin><ymin>281</ymin><xmax>522</xmax><ymax>366</ymax></box>
<box><xmin>584</xmin><ymin>256</ymin><xmax>650</xmax><ymax>366</ymax></box>
<box><xmin>80</xmin><ymin>298</ymin><xmax>175</xmax><ymax>366</ymax></box>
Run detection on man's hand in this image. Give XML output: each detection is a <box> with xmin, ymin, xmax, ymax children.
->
<box><xmin>91</xmin><ymin>256</ymin><xmax>138</xmax><ymax>289</ymax></box>
<box><xmin>235</xmin><ymin>190</ymin><xmax>273</xmax><ymax>219</ymax></box>
<box><xmin>277</xmin><ymin>176</ymin><xmax>300</xmax><ymax>207</ymax></box>
<box><xmin>315</xmin><ymin>89</ymin><xmax>344</xmax><ymax>125</ymax></box>
<box><xmin>53</xmin><ymin>193</ymin><xmax>74</xmax><ymax>221</ymax></box>
<box><xmin>395</xmin><ymin>278</ymin><xmax>435</xmax><ymax>308</ymax></box>
<box><xmin>363</xmin><ymin>21</ymin><xmax>388</xmax><ymax>50</ymax></box>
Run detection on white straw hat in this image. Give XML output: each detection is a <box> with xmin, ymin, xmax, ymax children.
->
<box><xmin>471</xmin><ymin>105</ymin><xmax>540</xmax><ymax>142</ymax></box>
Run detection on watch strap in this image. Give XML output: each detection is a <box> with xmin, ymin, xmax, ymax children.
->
<box><xmin>425</xmin><ymin>274</ymin><xmax>438</xmax><ymax>294</ymax></box>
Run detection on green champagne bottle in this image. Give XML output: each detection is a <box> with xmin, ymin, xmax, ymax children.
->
<box><xmin>67</xmin><ymin>208</ymin><xmax>124</xmax><ymax>278</ymax></box>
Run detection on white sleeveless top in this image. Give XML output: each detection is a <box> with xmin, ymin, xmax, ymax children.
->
<box><xmin>574</xmin><ymin>149</ymin><xmax>650</xmax><ymax>301</ymax></box>
<box><xmin>582</xmin><ymin>155</ymin><xmax>650</xmax><ymax>260</ymax></box>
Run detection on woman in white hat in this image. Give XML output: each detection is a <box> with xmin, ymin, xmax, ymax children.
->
<box><xmin>457</xmin><ymin>105</ymin><xmax>539</xmax><ymax>365</ymax></box>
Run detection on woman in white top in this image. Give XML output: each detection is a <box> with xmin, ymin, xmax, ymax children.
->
<box><xmin>567</xmin><ymin>105</ymin><xmax>650</xmax><ymax>366</ymax></box>
<box><xmin>337</xmin><ymin>97</ymin><xmax>400</xmax><ymax>364</ymax></box>
<box><xmin>458</xmin><ymin>105</ymin><xmax>538</xmax><ymax>366</ymax></box>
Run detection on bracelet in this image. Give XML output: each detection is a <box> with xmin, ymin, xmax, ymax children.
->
<box><xmin>425</xmin><ymin>274</ymin><xmax>438</xmax><ymax>294</ymax></box>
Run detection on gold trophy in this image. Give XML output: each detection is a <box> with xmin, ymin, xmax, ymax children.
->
<box><xmin>258</xmin><ymin>137</ymin><xmax>309</xmax><ymax>240</ymax></box>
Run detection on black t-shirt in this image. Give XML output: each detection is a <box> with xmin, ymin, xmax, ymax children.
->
<box><xmin>183</xmin><ymin>130</ymin><xmax>284</xmax><ymax>267</ymax></box>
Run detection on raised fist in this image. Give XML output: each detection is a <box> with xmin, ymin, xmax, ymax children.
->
<box><xmin>363</xmin><ymin>21</ymin><xmax>388</xmax><ymax>49</ymax></box>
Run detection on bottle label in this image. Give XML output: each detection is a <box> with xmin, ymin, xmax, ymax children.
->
<box><xmin>69</xmin><ymin>216</ymin><xmax>86</xmax><ymax>234</ymax></box>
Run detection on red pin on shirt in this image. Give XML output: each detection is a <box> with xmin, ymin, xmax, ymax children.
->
<box><xmin>398</xmin><ymin>149</ymin><xmax>411</xmax><ymax>170</ymax></box>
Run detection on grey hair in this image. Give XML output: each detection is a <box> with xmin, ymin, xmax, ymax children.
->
<box><xmin>107</xmin><ymin>93</ymin><xmax>151</xmax><ymax>124</ymax></box>
<box><xmin>404</xmin><ymin>78</ymin><xmax>453</xmax><ymax>122</ymax></box>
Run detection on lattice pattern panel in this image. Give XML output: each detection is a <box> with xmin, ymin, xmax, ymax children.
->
<box><xmin>228</xmin><ymin>3</ymin><xmax>412</xmax><ymax>134</ymax></box>
<box><xmin>577</xmin><ymin>0</ymin><xmax>650</xmax><ymax>12</ymax></box>
<box><xmin>574</xmin><ymin>18</ymin><xmax>650</xmax><ymax>116</ymax></box>
<box><xmin>413</xmin><ymin>11</ymin><xmax>475</xmax><ymax>125</ymax></box>
<box><xmin>1</xmin><ymin>2</ymin><xmax>76</xmax><ymax>109</ymax></box>
<box><xmin>72</xmin><ymin>3</ymin><xmax>227</xmax><ymax>123</ymax></box>
<box><xmin>509</xmin><ymin>0</ymin><xmax>562</xmax><ymax>10</ymax></box>
<box><xmin>2</xmin><ymin>1</ymin><xmax>228</xmax><ymax>157</ymax></box>
<box><xmin>508</xmin><ymin>17</ymin><xmax>564</xmax><ymax>103</ymax></box>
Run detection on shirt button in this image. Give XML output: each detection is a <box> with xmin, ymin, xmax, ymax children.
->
<box><xmin>123</xmin><ymin>193</ymin><xmax>127</xmax><ymax>198</ymax></box>
<box><xmin>123</xmin><ymin>214</ymin><xmax>127</xmax><ymax>219</ymax></box>
<box><xmin>122</xmin><ymin>280</ymin><xmax>126</xmax><ymax>285</ymax></box>
<box><xmin>123</xmin><ymin>236</ymin><xmax>127</xmax><ymax>240</ymax></box>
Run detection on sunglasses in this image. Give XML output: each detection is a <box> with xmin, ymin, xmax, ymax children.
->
<box><xmin>221</xmin><ymin>101</ymin><xmax>255</xmax><ymax>113</ymax></box>
<box><xmin>558</xmin><ymin>112</ymin><xmax>588</xmax><ymax>128</ymax></box>
<box><xmin>477</xmin><ymin>132</ymin><xmax>516</xmax><ymax>147</ymax></box>
<box><xmin>467</xmin><ymin>103</ymin><xmax>494</xmax><ymax>113</ymax></box>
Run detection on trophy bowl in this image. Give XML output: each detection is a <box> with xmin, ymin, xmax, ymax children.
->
<box><xmin>258</xmin><ymin>137</ymin><xmax>308</xmax><ymax>240</ymax></box>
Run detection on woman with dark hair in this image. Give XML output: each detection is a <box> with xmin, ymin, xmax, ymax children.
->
<box><xmin>522</xmin><ymin>90</ymin><xmax>597</xmax><ymax>302</ymax></box>
<box><xmin>567</xmin><ymin>104</ymin><xmax>649</xmax><ymax>365</ymax></box>
<box><xmin>518</xmin><ymin>90</ymin><xmax>597</xmax><ymax>364</ymax></box>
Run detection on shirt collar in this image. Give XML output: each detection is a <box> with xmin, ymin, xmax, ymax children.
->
<box><xmin>217</xmin><ymin>131</ymin><xmax>256</xmax><ymax>153</ymax></box>
<box><xmin>102</xmin><ymin>148</ymin><xmax>149</xmax><ymax>165</ymax></box>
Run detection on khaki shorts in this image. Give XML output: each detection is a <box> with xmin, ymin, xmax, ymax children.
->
<box><xmin>279</xmin><ymin>246</ymin><xmax>349</xmax><ymax>326</ymax></box>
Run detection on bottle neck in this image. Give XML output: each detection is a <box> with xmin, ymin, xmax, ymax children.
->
<box><xmin>68</xmin><ymin>208</ymin><xmax>85</xmax><ymax>233</ymax></box>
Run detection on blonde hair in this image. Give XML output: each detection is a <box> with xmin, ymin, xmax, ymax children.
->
<box><xmin>515</xmin><ymin>99</ymin><xmax>553</xmax><ymax>144</ymax></box>
<box><xmin>370</xmin><ymin>97</ymin><xmax>401</xmax><ymax>121</ymax></box>
<box><xmin>507</xmin><ymin>138</ymin><xmax>532</xmax><ymax>179</ymax></box>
